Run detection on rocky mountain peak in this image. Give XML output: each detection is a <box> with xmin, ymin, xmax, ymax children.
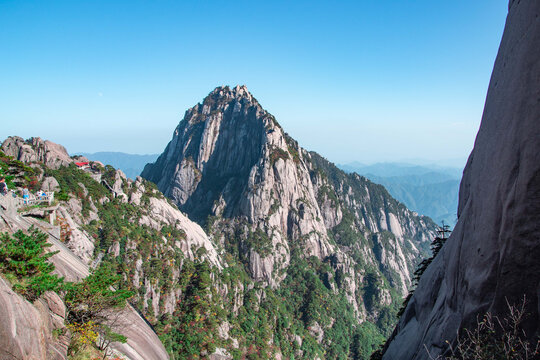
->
<box><xmin>184</xmin><ymin>85</ymin><xmax>264</xmax><ymax>127</ymax></box>
<box><xmin>143</xmin><ymin>86</ymin><xmax>437</xmax><ymax>305</ymax></box>
<box><xmin>143</xmin><ymin>85</ymin><xmax>281</xmax><ymax>222</ymax></box>
<box><xmin>209</xmin><ymin>84</ymin><xmax>252</xmax><ymax>100</ymax></box>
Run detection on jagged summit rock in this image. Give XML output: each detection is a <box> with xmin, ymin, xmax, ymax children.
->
<box><xmin>142</xmin><ymin>85</ymin><xmax>277</xmax><ymax>221</ymax></box>
<box><xmin>2</xmin><ymin>136</ymin><xmax>73</xmax><ymax>169</ymax></box>
<box><xmin>210</xmin><ymin>84</ymin><xmax>253</xmax><ymax>100</ymax></box>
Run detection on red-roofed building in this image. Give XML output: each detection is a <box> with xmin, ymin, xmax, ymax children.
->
<box><xmin>75</xmin><ymin>162</ymin><xmax>90</xmax><ymax>170</ymax></box>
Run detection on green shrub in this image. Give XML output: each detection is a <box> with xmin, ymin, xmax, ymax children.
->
<box><xmin>352</xmin><ymin>322</ymin><xmax>385</xmax><ymax>359</ymax></box>
<box><xmin>158</xmin><ymin>260</ymin><xmax>223</xmax><ymax>359</ymax></box>
<box><xmin>64</xmin><ymin>263</ymin><xmax>133</xmax><ymax>358</ymax></box>
<box><xmin>245</xmin><ymin>228</ymin><xmax>272</xmax><ymax>257</ymax></box>
<box><xmin>64</xmin><ymin>262</ymin><xmax>133</xmax><ymax>325</ymax></box>
<box><xmin>0</xmin><ymin>151</ymin><xmax>40</xmax><ymax>190</ymax></box>
<box><xmin>0</xmin><ymin>227</ymin><xmax>63</xmax><ymax>300</ymax></box>
<box><xmin>270</xmin><ymin>147</ymin><xmax>290</xmax><ymax>166</ymax></box>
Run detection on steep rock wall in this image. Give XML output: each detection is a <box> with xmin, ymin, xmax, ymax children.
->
<box><xmin>0</xmin><ymin>277</ymin><xmax>68</xmax><ymax>360</ymax></box>
<box><xmin>383</xmin><ymin>1</ymin><xmax>540</xmax><ymax>358</ymax></box>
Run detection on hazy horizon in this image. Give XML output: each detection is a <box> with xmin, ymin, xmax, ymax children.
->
<box><xmin>76</xmin><ymin>149</ymin><xmax>467</xmax><ymax>170</ymax></box>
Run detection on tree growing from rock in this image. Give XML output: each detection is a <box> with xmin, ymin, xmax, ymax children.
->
<box><xmin>64</xmin><ymin>262</ymin><xmax>133</xmax><ymax>358</ymax></box>
<box><xmin>0</xmin><ymin>226</ymin><xmax>63</xmax><ymax>300</ymax></box>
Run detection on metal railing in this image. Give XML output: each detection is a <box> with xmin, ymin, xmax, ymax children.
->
<box><xmin>15</xmin><ymin>191</ymin><xmax>55</xmax><ymax>208</ymax></box>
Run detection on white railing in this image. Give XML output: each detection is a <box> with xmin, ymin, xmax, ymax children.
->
<box><xmin>15</xmin><ymin>191</ymin><xmax>55</xmax><ymax>208</ymax></box>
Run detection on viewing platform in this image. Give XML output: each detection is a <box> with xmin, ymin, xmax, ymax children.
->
<box><xmin>15</xmin><ymin>191</ymin><xmax>55</xmax><ymax>207</ymax></box>
<box><xmin>1</xmin><ymin>191</ymin><xmax>56</xmax><ymax>223</ymax></box>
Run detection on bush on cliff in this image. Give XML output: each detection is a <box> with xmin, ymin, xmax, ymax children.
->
<box><xmin>0</xmin><ymin>227</ymin><xmax>133</xmax><ymax>358</ymax></box>
<box><xmin>64</xmin><ymin>262</ymin><xmax>133</xmax><ymax>357</ymax></box>
<box><xmin>443</xmin><ymin>297</ymin><xmax>539</xmax><ymax>360</ymax></box>
<box><xmin>0</xmin><ymin>226</ymin><xmax>63</xmax><ymax>300</ymax></box>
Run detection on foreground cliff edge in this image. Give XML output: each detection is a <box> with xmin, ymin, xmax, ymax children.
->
<box><xmin>382</xmin><ymin>1</ymin><xmax>540</xmax><ymax>359</ymax></box>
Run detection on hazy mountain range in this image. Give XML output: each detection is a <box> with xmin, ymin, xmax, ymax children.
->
<box><xmin>339</xmin><ymin>162</ymin><xmax>462</xmax><ymax>226</ymax></box>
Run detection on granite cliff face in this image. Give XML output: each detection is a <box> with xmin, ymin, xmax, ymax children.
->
<box><xmin>383</xmin><ymin>1</ymin><xmax>540</xmax><ymax>358</ymax></box>
<box><xmin>0</xmin><ymin>280</ymin><xmax>69</xmax><ymax>360</ymax></box>
<box><xmin>142</xmin><ymin>85</ymin><xmax>437</xmax><ymax>313</ymax></box>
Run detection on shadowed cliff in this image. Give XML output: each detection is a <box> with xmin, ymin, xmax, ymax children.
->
<box><xmin>382</xmin><ymin>1</ymin><xmax>540</xmax><ymax>358</ymax></box>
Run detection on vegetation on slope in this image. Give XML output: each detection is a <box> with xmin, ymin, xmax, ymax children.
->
<box><xmin>0</xmin><ymin>150</ymin><xmax>41</xmax><ymax>191</ymax></box>
<box><xmin>0</xmin><ymin>227</ymin><xmax>131</xmax><ymax>359</ymax></box>
<box><xmin>0</xmin><ymin>227</ymin><xmax>63</xmax><ymax>300</ymax></box>
<box><xmin>1</xmin><ymin>144</ymin><xmax>434</xmax><ymax>359</ymax></box>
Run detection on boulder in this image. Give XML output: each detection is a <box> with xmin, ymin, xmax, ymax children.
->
<box><xmin>41</xmin><ymin>177</ymin><xmax>60</xmax><ymax>192</ymax></box>
<box><xmin>0</xmin><ymin>276</ymin><xmax>68</xmax><ymax>360</ymax></box>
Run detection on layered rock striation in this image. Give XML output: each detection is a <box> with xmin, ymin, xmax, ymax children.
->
<box><xmin>383</xmin><ymin>1</ymin><xmax>540</xmax><ymax>358</ymax></box>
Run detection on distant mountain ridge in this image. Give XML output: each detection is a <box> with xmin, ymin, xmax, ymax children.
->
<box><xmin>339</xmin><ymin>162</ymin><xmax>463</xmax><ymax>179</ymax></box>
<box><xmin>79</xmin><ymin>151</ymin><xmax>159</xmax><ymax>179</ymax></box>
<box><xmin>339</xmin><ymin>162</ymin><xmax>461</xmax><ymax>226</ymax></box>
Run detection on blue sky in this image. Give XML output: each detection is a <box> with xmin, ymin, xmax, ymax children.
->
<box><xmin>0</xmin><ymin>0</ymin><xmax>508</xmax><ymax>166</ymax></box>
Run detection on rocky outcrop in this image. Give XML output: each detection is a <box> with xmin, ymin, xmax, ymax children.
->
<box><xmin>41</xmin><ymin>176</ymin><xmax>60</xmax><ymax>192</ymax></box>
<box><xmin>0</xmin><ymin>277</ymin><xmax>68</xmax><ymax>360</ymax></box>
<box><xmin>142</xmin><ymin>85</ymin><xmax>438</xmax><ymax>317</ymax></box>
<box><xmin>382</xmin><ymin>1</ymin><xmax>540</xmax><ymax>359</ymax></box>
<box><xmin>133</xmin><ymin>178</ymin><xmax>222</xmax><ymax>267</ymax></box>
<box><xmin>56</xmin><ymin>206</ymin><xmax>95</xmax><ymax>264</ymax></box>
<box><xmin>35</xmin><ymin>291</ymin><xmax>70</xmax><ymax>359</ymax></box>
<box><xmin>1</xmin><ymin>137</ymin><xmax>73</xmax><ymax>169</ymax></box>
<box><xmin>106</xmin><ymin>305</ymin><xmax>170</xmax><ymax>360</ymax></box>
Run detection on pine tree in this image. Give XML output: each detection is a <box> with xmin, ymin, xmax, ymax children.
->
<box><xmin>0</xmin><ymin>226</ymin><xmax>63</xmax><ymax>300</ymax></box>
